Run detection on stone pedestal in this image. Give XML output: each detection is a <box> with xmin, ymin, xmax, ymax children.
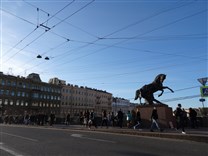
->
<box><xmin>136</xmin><ymin>104</ymin><xmax>175</xmax><ymax>128</ymax></box>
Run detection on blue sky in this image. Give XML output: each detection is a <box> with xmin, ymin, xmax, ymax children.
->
<box><xmin>0</xmin><ymin>0</ymin><xmax>207</xmax><ymax>109</ymax></box>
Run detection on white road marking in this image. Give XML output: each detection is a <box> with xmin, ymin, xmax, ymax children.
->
<box><xmin>0</xmin><ymin>142</ymin><xmax>24</xmax><ymax>156</ymax></box>
<box><xmin>0</xmin><ymin>132</ymin><xmax>38</xmax><ymax>142</ymax></box>
<box><xmin>71</xmin><ymin>133</ymin><xmax>116</xmax><ymax>143</ymax></box>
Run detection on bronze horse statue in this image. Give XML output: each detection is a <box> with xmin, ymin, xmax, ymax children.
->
<box><xmin>134</xmin><ymin>74</ymin><xmax>174</xmax><ymax>105</ymax></box>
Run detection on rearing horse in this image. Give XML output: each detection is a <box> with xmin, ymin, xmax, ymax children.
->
<box><xmin>134</xmin><ymin>74</ymin><xmax>174</xmax><ymax>105</ymax></box>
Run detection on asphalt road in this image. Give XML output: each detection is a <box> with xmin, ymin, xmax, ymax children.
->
<box><xmin>0</xmin><ymin>125</ymin><xmax>207</xmax><ymax>156</ymax></box>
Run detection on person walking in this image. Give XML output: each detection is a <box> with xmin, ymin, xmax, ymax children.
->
<box><xmin>126</xmin><ymin>110</ymin><xmax>132</xmax><ymax>128</ymax></box>
<box><xmin>50</xmin><ymin>112</ymin><xmax>55</xmax><ymax>126</ymax></box>
<box><xmin>150</xmin><ymin>107</ymin><xmax>162</xmax><ymax>132</ymax></box>
<box><xmin>133</xmin><ymin>108</ymin><xmax>142</xmax><ymax>130</ymax></box>
<box><xmin>189</xmin><ymin>108</ymin><xmax>197</xmax><ymax>128</ymax></box>
<box><xmin>175</xmin><ymin>103</ymin><xmax>186</xmax><ymax>134</ymax></box>
<box><xmin>66</xmin><ymin>113</ymin><xmax>70</xmax><ymax>125</ymax></box>
<box><xmin>117</xmin><ymin>109</ymin><xmax>123</xmax><ymax>128</ymax></box>
<box><xmin>101</xmin><ymin>110</ymin><xmax>108</xmax><ymax>128</ymax></box>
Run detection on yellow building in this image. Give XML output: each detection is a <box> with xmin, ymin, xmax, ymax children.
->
<box><xmin>60</xmin><ymin>84</ymin><xmax>112</xmax><ymax>118</ymax></box>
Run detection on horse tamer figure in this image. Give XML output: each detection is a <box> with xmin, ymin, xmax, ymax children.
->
<box><xmin>134</xmin><ymin>74</ymin><xmax>174</xmax><ymax>105</ymax></box>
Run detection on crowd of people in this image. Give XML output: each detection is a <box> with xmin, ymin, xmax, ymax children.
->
<box><xmin>1</xmin><ymin>103</ymin><xmax>198</xmax><ymax>134</ymax></box>
<box><xmin>1</xmin><ymin>112</ymin><xmax>57</xmax><ymax>126</ymax></box>
<box><xmin>77</xmin><ymin>103</ymin><xmax>198</xmax><ymax>134</ymax></box>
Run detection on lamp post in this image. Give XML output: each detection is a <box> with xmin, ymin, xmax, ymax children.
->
<box><xmin>199</xmin><ymin>98</ymin><xmax>205</xmax><ymax>108</ymax></box>
<box><xmin>37</xmin><ymin>55</ymin><xmax>50</xmax><ymax>60</ymax></box>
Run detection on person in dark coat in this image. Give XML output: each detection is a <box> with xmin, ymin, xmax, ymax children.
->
<box><xmin>117</xmin><ymin>109</ymin><xmax>123</xmax><ymax>128</ymax></box>
<box><xmin>150</xmin><ymin>107</ymin><xmax>162</xmax><ymax>132</ymax></box>
<box><xmin>189</xmin><ymin>108</ymin><xmax>197</xmax><ymax>128</ymax></box>
<box><xmin>175</xmin><ymin>104</ymin><xmax>186</xmax><ymax>134</ymax></box>
<box><xmin>66</xmin><ymin>113</ymin><xmax>70</xmax><ymax>125</ymax></box>
<box><xmin>133</xmin><ymin>108</ymin><xmax>142</xmax><ymax>130</ymax></box>
<box><xmin>50</xmin><ymin>113</ymin><xmax>55</xmax><ymax>126</ymax></box>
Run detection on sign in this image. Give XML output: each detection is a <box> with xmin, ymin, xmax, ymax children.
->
<box><xmin>200</xmin><ymin>86</ymin><xmax>208</xmax><ymax>97</ymax></box>
<box><xmin>198</xmin><ymin>77</ymin><xmax>208</xmax><ymax>86</ymax></box>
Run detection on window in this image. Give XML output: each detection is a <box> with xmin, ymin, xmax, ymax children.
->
<box><xmin>17</xmin><ymin>91</ymin><xmax>21</xmax><ymax>97</ymax></box>
<box><xmin>0</xmin><ymin>90</ymin><xmax>4</xmax><ymax>95</ymax></box>
<box><xmin>5</xmin><ymin>90</ymin><xmax>9</xmax><ymax>95</ymax></box>
<box><xmin>1</xmin><ymin>79</ymin><xmax>5</xmax><ymax>85</ymax></box>
<box><xmin>16</xmin><ymin>100</ymin><xmax>20</xmax><ymax>106</ymax></box>
<box><xmin>18</xmin><ymin>82</ymin><xmax>22</xmax><ymax>87</ymax></box>
<box><xmin>11</xmin><ymin>91</ymin><xmax>15</xmax><ymax>96</ymax></box>
<box><xmin>4</xmin><ymin>99</ymin><xmax>8</xmax><ymax>105</ymax></box>
<box><xmin>7</xmin><ymin>81</ymin><xmax>11</xmax><ymax>86</ymax></box>
<box><xmin>10</xmin><ymin>100</ymin><xmax>13</xmax><ymax>105</ymax></box>
<box><xmin>32</xmin><ymin>93</ymin><xmax>39</xmax><ymax>98</ymax></box>
<box><xmin>22</xmin><ymin>92</ymin><xmax>25</xmax><ymax>97</ymax></box>
<box><xmin>21</xmin><ymin>101</ymin><xmax>24</xmax><ymax>106</ymax></box>
<box><xmin>11</xmin><ymin>81</ymin><xmax>16</xmax><ymax>86</ymax></box>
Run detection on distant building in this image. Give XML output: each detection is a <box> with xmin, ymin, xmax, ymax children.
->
<box><xmin>49</xmin><ymin>77</ymin><xmax>112</xmax><ymax>118</ymax></box>
<box><xmin>112</xmin><ymin>97</ymin><xmax>137</xmax><ymax>114</ymax></box>
<box><xmin>60</xmin><ymin>84</ymin><xmax>112</xmax><ymax>117</ymax></box>
<box><xmin>0</xmin><ymin>72</ymin><xmax>61</xmax><ymax>116</ymax></box>
<box><xmin>49</xmin><ymin>77</ymin><xmax>66</xmax><ymax>85</ymax></box>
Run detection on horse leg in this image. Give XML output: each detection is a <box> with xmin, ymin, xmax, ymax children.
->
<box><xmin>163</xmin><ymin>86</ymin><xmax>174</xmax><ymax>93</ymax></box>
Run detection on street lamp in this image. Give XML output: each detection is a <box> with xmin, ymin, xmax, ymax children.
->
<box><xmin>199</xmin><ymin>98</ymin><xmax>205</xmax><ymax>108</ymax></box>
<box><xmin>37</xmin><ymin>55</ymin><xmax>50</xmax><ymax>60</ymax></box>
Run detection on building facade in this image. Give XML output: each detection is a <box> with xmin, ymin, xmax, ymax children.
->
<box><xmin>48</xmin><ymin>78</ymin><xmax>112</xmax><ymax>118</ymax></box>
<box><xmin>0</xmin><ymin>72</ymin><xmax>61</xmax><ymax>116</ymax></box>
<box><xmin>61</xmin><ymin>84</ymin><xmax>112</xmax><ymax>117</ymax></box>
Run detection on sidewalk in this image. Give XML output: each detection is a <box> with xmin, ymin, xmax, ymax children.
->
<box><xmin>54</xmin><ymin>124</ymin><xmax>208</xmax><ymax>143</ymax></box>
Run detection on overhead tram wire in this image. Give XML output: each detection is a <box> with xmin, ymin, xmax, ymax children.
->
<box><xmin>161</xmin><ymin>95</ymin><xmax>200</xmax><ymax>103</ymax></box>
<box><xmin>49</xmin><ymin>0</ymin><xmax>95</xmax><ymax>30</ymax></box>
<box><xmin>16</xmin><ymin>0</ymin><xmax>197</xmax><ymax>71</ymax></box>
<box><xmin>98</xmin><ymin>0</ymin><xmax>197</xmax><ymax>39</ymax></box>
<box><xmin>43</xmin><ymin>8</ymin><xmax>208</xmax><ymax>72</ymax></box>
<box><xmin>3</xmin><ymin>30</ymin><xmax>47</xmax><ymax>64</ymax></box>
<box><xmin>23</xmin><ymin>0</ymin><xmax>99</xmax><ymax>39</ymax></box>
<box><xmin>38</xmin><ymin>1</ymin><xmax>203</xmax><ymax>70</ymax></box>
<box><xmin>101</xmin><ymin>33</ymin><xmax>208</xmax><ymax>40</ymax></box>
<box><xmin>9</xmin><ymin>1</ymin><xmax>95</xmax><ymax>75</ymax></box>
<box><xmin>1</xmin><ymin>8</ymin><xmax>39</xmax><ymax>57</ymax></box>
<box><xmin>43</xmin><ymin>0</ymin><xmax>194</xmax><ymax>59</ymax></box>
<box><xmin>40</xmin><ymin>0</ymin><xmax>75</xmax><ymax>26</ymax></box>
<box><xmin>127</xmin><ymin>85</ymin><xmax>201</xmax><ymax>101</ymax></box>
<box><xmin>65</xmin><ymin>58</ymin><xmax>207</xmax><ymax>82</ymax></box>
<box><xmin>2</xmin><ymin>0</ymin><xmax>78</xmax><ymax>64</ymax></box>
<box><xmin>18</xmin><ymin>39</ymin><xmax>70</xmax><ymax>74</ymax></box>
<box><xmin>16</xmin><ymin>0</ymin><xmax>95</xmax><ymax>74</ymax></box>
<box><xmin>21</xmin><ymin>1</ymin><xmax>203</xmax><ymax>74</ymax></box>
<box><xmin>129</xmin><ymin>95</ymin><xmax>200</xmax><ymax>102</ymax></box>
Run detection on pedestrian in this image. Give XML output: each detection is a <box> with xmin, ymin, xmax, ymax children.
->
<box><xmin>50</xmin><ymin>112</ymin><xmax>55</xmax><ymax>126</ymax></box>
<box><xmin>84</xmin><ymin>110</ymin><xmax>90</xmax><ymax>127</ymax></box>
<box><xmin>189</xmin><ymin>108</ymin><xmax>197</xmax><ymax>128</ymax></box>
<box><xmin>110</xmin><ymin>112</ymin><xmax>116</xmax><ymax>127</ymax></box>
<box><xmin>88</xmin><ymin>110</ymin><xmax>97</xmax><ymax>129</ymax></box>
<box><xmin>117</xmin><ymin>109</ymin><xmax>123</xmax><ymax>128</ymax></box>
<box><xmin>66</xmin><ymin>113</ymin><xmax>70</xmax><ymax>125</ymax></box>
<box><xmin>150</xmin><ymin>107</ymin><xmax>162</xmax><ymax>132</ymax></box>
<box><xmin>133</xmin><ymin>108</ymin><xmax>142</xmax><ymax>130</ymax></box>
<box><xmin>126</xmin><ymin>110</ymin><xmax>132</xmax><ymax>128</ymax></box>
<box><xmin>101</xmin><ymin>110</ymin><xmax>108</xmax><ymax>128</ymax></box>
<box><xmin>174</xmin><ymin>104</ymin><xmax>186</xmax><ymax>134</ymax></box>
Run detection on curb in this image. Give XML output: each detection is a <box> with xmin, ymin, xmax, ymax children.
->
<box><xmin>70</xmin><ymin>127</ymin><xmax>208</xmax><ymax>143</ymax></box>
